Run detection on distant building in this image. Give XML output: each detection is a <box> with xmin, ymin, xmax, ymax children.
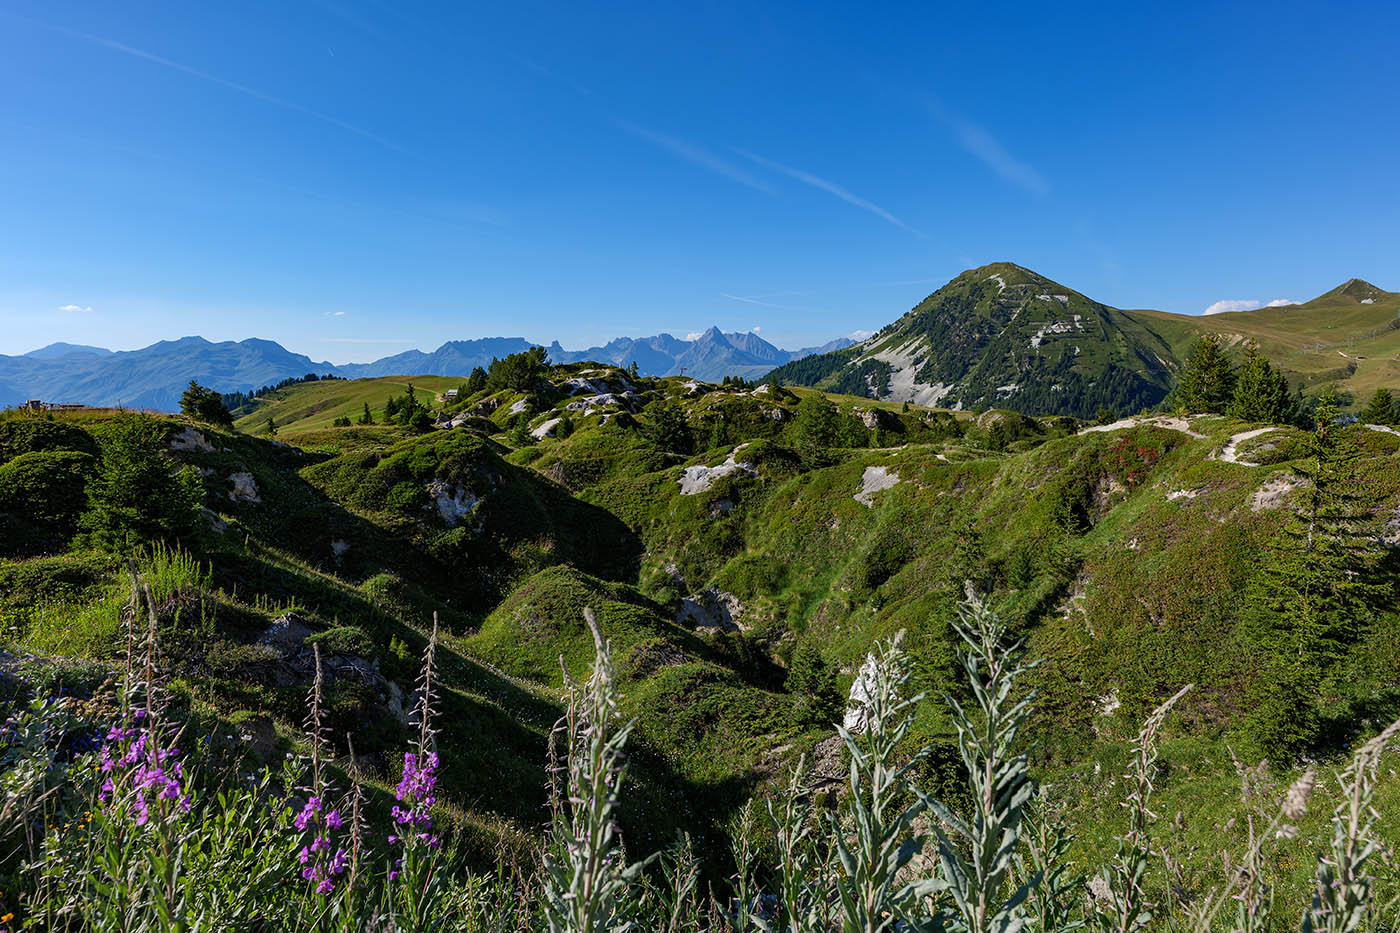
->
<box><xmin>18</xmin><ymin>400</ymin><xmax>90</xmax><ymax>412</ymax></box>
<box><xmin>442</xmin><ymin>388</ymin><xmax>459</xmax><ymax>399</ymax></box>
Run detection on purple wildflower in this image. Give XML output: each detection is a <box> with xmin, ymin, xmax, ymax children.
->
<box><xmin>94</xmin><ymin>718</ymin><xmax>188</xmax><ymax>825</ymax></box>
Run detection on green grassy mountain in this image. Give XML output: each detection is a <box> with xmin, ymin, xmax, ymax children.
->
<box><xmin>770</xmin><ymin>262</ymin><xmax>1400</xmax><ymax>417</ymax></box>
<box><xmin>3</xmin><ymin>363</ymin><xmax>1399</xmax><ymax>907</ymax></box>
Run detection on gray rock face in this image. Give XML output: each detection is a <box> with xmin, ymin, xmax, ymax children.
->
<box><xmin>170</xmin><ymin>426</ymin><xmax>214</xmax><ymax>452</ymax></box>
<box><xmin>853</xmin><ymin>466</ymin><xmax>899</xmax><ymax>506</ymax></box>
<box><xmin>258</xmin><ymin>613</ymin><xmax>314</xmax><ymax>652</ymax></box>
<box><xmin>425</xmin><ymin>480</ymin><xmax>478</xmax><ymax>527</ymax></box>
<box><xmin>678</xmin><ymin>445</ymin><xmax>757</xmax><ymax>495</ymax></box>
<box><xmin>675</xmin><ymin>588</ymin><xmax>745</xmax><ymax>632</ymax></box>
<box><xmin>530</xmin><ymin>417</ymin><xmax>562</xmax><ymax>440</ymax></box>
<box><xmin>565</xmin><ymin>392</ymin><xmax>637</xmax><ymax>414</ymax></box>
<box><xmin>843</xmin><ymin>653</ymin><xmax>880</xmax><ymax>732</ymax></box>
<box><xmin>228</xmin><ymin>471</ymin><xmax>261</xmax><ymax>502</ymax></box>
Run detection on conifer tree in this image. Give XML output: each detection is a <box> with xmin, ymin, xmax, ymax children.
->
<box><xmin>509</xmin><ymin>414</ymin><xmax>533</xmax><ymax>447</ymax></box>
<box><xmin>645</xmin><ymin>402</ymin><xmax>692</xmax><ymax>454</ymax></box>
<box><xmin>1228</xmin><ymin>343</ymin><xmax>1296</xmax><ymax>424</ymax></box>
<box><xmin>178</xmin><ymin>380</ymin><xmax>233</xmax><ymax>428</ymax></box>
<box><xmin>265</xmin><ymin>415</ymin><xmax>278</xmax><ymax>436</ymax></box>
<box><xmin>465</xmin><ymin>367</ymin><xmax>487</xmax><ymax>395</ymax></box>
<box><xmin>790</xmin><ymin>393</ymin><xmax>838</xmax><ymax>459</ymax></box>
<box><xmin>1359</xmin><ymin>387</ymin><xmax>1398</xmax><ymax>425</ymax></box>
<box><xmin>1172</xmin><ymin>334</ymin><xmax>1236</xmax><ymax>413</ymax></box>
<box><xmin>359</xmin><ymin>402</ymin><xmax>374</xmax><ymax>425</ymax></box>
<box><xmin>1243</xmin><ymin>390</ymin><xmax>1389</xmax><ymax>759</ymax></box>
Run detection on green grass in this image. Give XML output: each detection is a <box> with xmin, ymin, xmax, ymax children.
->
<box><xmin>232</xmin><ymin>374</ymin><xmax>465</xmax><ymax>434</ymax></box>
<box><xmin>2</xmin><ymin>375</ymin><xmax>1398</xmax><ymax>899</ymax></box>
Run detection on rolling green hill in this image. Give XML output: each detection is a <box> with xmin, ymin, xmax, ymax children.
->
<box><xmin>232</xmin><ymin>374</ymin><xmax>465</xmax><ymax>434</ymax></box>
<box><xmin>3</xmin><ymin>362</ymin><xmax>1398</xmax><ymax>911</ymax></box>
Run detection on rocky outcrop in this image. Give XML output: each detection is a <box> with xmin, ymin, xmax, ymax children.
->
<box><xmin>843</xmin><ymin>653</ymin><xmax>880</xmax><ymax>732</ymax></box>
<box><xmin>678</xmin><ymin>445</ymin><xmax>758</xmax><ymax>495</ymax></box>
<box><xmin>425</xmin><ymin>480</ymin><xmax>478</xmax><ymax>527</ymax></box>
<box><xmin>854</xmin><ymin>465</ymin><xmax>899</xmax><ymax>506</ymax></box>
<box><xmin>675</xmin><ymin>588</ymin><xmax>745</xmax><ymax>632</ymax></box>
<box><xmin>228</xmin><ymin>472</ymin><xmax>261</xmax><ymax>502</ymax></box>
<box><xmin>170</xmin><ymin>426</ymin><xmax>214</xmax><ymax>452</ymax></box>
<box><xmin>530</xmin><ymin>417</ymin><xmax>563</xmax><ymax>440</ymax></box>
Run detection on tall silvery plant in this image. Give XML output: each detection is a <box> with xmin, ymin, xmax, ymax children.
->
<box><xmin>541</xmin><ymin>608</ymin><xmax>650</xmax><ymax>933</ymax></box>
<box><xmin>920</xmin><ymin>594</ymin><xmax>1040</xmax><ymax>933</ymax></box>
<box><xmin>829</xmin><ymin>630</ymin><xmax>938</xmax><ymax>932</ymax></box>
<box><xmin>1302</xmin><ymin>717</ymin><xmax>1400</xmax><ymax>933</ymax></box>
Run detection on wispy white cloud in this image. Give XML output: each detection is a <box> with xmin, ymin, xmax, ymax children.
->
<box><xmin>61</xmin><ymin>27</ymin><xmax>410</xmax><ymax>155</ymax></box>
<box><xmin>59</xmin><ymin>304</ymin><xmax>93</xmax><ymax>312</ymax></box>
<box><xmin>928</xmin><ymin>103</ymin><xmax>1048</xmax><ymax>196</ymax></box>
<box><xmin>735</xmin><ymin>149</ymin><xmax>923</xmax><ymax>235</ymax></box>
<box><xmin>721</xmin><ymin>292</ymin><xmax>833</xmax><ymax>314</ymax></box>
<box><xmin>848</xmin><ymin>329</ymin><xmax>875</xmax><ymax>341</ymax></box>
<box><xmin>684</xmin><ymin>331</ymin><xmax>705</xmax><ymax>342</ymax></box>
<box><xmin>750</xmin><ymin>325</ymin><xmax>761</xmax><ymax>334</ymax></box>
<box><xmin>620</xmin><ymin>123</ymin><xmax>774</xmax><ymax>194</ymax></box>
<box><xmin>323</xmin><ymin>310</ymin><xmax>347</xmax><ymax>317</ymax></box>
<box><xmin>1202</xmin><ymin>298</ymin><xmax>1296</xmax><ymax>315</ymax></box>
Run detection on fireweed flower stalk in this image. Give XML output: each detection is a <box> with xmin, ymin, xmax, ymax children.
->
<box><xmin>389</xmin><ymin>616</ymin><xmax>450</xmax><ymax>931</ymax></box>
<box><xmin>296</xmin><ymin>645</ymin><xmax>349</xmax><ymax>898</ymax></box>
<box><xmin>95</xmin><ymin>711</ymin><xmax>190</xmax><ymax>827</ymax></box>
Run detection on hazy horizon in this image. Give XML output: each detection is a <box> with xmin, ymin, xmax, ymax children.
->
<box><xmin>3</xmin><ymin>1</ymin><xmax>1397</xmax><ymax>359</ymax></box>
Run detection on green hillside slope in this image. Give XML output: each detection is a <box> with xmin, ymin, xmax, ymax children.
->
<box><xmin>3</xmin><ymin>364</ymin><xmax>1398</xmax><ymax>909</ymax></box>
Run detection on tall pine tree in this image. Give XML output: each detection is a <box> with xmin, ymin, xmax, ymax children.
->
<box><xmin>1242</xmin><ymin>391</ymin><xmax>1389</xmax><ymax>759</ymax></box>
<box><xmin>1228</xmin><ymin>343</ymin><xmax>1295</xmax><ymax>424</ymax></box>
<box><xmin>1172</xmin><ymin>334</ymin><xmax>1236</xmax><ymax>413</ymax></box>
<box><xmin>1359</xmin><ymin>387</ymin><xmax>1398</xmax><ymax>425</ymax></box>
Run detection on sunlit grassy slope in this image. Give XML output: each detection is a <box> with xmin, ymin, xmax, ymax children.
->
<box><xmin>4</xmin><ymin>361</ymin><xmax>1399</xmax><ymax>898</ymax></box>
<box><xmin>232</xmin><ymin>374</ymin><xmax>464</xmax><ymax>434</ymax></box>
<box><xmin>1124</xmin><ymin>278</ymin><xmax>1400</xmax><ymax>403</ymax></box>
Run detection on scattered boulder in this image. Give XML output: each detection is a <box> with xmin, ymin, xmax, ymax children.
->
<box><xmin>472</xmin><ymin>397</ymin><xmax>500</xmax><ymax>417</ymax></box>
<box><xmin>675</xmin><ymin>588</ymin><xmax>745</xmax><ymax>632</ymax></box>
<box><xmin>228</xmin><ymin>472</ymin><xmax>261</xmax><ymax>502</ymax></box>
<box><xmin>678</xmin><ymin>445</ymin><xmax>758</xmax><ymax>495</ymax></box>
<box><xmin>258</xmin><ymin>613</ymin><xmax>314</xmax><ymax>653</ymax></box>
<box><xmin>1251</xmin><ymin>473</ymin><xmax>1306</xmax><ymax>512</ymax></box>
<box><xmin>709</xmin><ymin>498</ymin><xmax>735</xmax><ymax>518</ymax></box>
<box><xmin>507</xmin><ymin>398</ymin><xmax>529</xmax><ymax>416</ymax></box>
<box><xmin>170</xmin><ymin>426</ymin><xmax>214</xmax><ymax>453</ymax></box>
<box><xmin>843</xmin><ymin>653</ymin><xmax>880</xmax><ymax>732</ymax></box>
<box><xmin>425</xmin><ymin>480</ymin><xmax>479</xmax><ymax>527</ymax></box>
<box><xmin>854</xmin><ymin>465</ymin><xmax>899</xmax><ymax>506</ymax></box>
<box><xmin>530</xmin><ymin>417</ymin><xmax>563</xmax><ymax>440</ymax></box>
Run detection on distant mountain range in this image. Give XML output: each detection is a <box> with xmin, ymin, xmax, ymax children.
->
<box><xmin>769</xmin><ymin>262</ymin><xmax>1400</xmax><ymax>418</ymax></box>
<box><xmin>0</xmin><ymin>329</ymin><xmax>855</xmax><ymax>411</ymax></box>
<box><xmin>8</xmin><ymin>264</ymin><xmax>1395</xmax><ymax>416</ymax></box>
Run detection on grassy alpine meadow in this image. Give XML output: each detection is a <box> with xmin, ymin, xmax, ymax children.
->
<box><xmin>2</xmin><ymin>356</ymin><xmax>1399</xmax><ymax>930</ymax></box>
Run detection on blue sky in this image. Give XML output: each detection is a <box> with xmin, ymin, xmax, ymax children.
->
<box><xmin>1</xmin><ymin>1</ymin><xmax>1397</xmax><ymax>363</ymax></box>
